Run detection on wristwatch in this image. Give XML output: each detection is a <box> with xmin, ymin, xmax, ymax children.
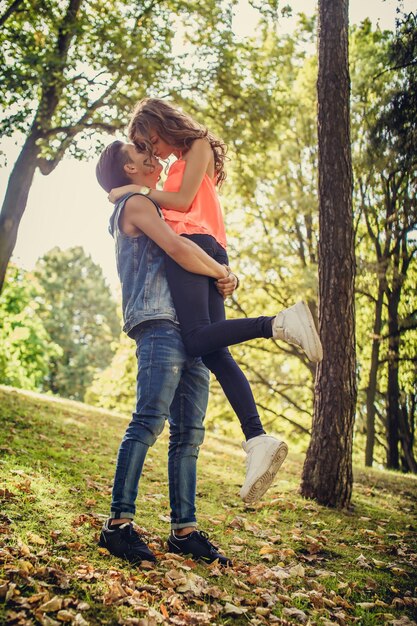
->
<box><xmin>140</xmin><ymin>186</ymin><xmax>151</xmax><ymax>196</ymax></box>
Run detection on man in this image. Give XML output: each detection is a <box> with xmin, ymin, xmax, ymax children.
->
<box><xmin>95</xmin><ymin>140</ymin><xmax>234</xmax><ymax>566</ymax></box>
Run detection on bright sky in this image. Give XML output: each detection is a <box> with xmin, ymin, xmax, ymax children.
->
<box><xmin>0</xmin><ymin>0</ymin><xmax>412</xmax><ymax>294</ymax></box>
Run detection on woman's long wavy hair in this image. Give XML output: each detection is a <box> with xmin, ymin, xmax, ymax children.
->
<box><xmin>128</xmin><ymin>98</ymin><xmax>227</xmax><ymax>186</ymax></box>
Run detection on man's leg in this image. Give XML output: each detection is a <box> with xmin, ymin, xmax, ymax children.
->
<box><xmin>168</xmin><ymin>352</ymin><xmax>208</xmax><ymax>530</ymax></box>
<box><xmin>166</xmin><ymin>350</ymin><xmax>232</xmax><ymax>566</ymax></box>
<box><xmin>99</xmin><ymin>321</ymin><xmax>184</xmax><ymax>564</ymax></box>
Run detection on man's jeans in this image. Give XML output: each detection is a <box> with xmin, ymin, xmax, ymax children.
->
<box><xmin>110</xmin><ymin>320</ymin><xmax>209</xmax><ymax>529</ymax></box>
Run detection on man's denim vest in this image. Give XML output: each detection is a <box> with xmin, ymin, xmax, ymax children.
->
<box><xmin>109</xmin><ymin>192</ymin><xmax>178</xmax><ymax>336</ymax></box>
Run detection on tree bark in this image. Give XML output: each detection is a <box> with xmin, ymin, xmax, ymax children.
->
<box><xmin>399</xmin><ymin>396</ymin><xmax>417</xmax><ymax>473</ymax></box>
<box><xmin>365</xmin><ymin>284</ymin><xmax>384</xmax><ymax>466</ymax></box>
<box><xmin>386</xmin><ymin>283</ymin><xmax>401</xmax><ymax>469</ymax></box>
<box><xmin>0</xmin><ymin>133</ymin><xmax>40</xmax><ymax>288</ymax></box>
<box><xmin>300</xmin><ymin>0</ymin><xmax>356</xmax><ymax>508</ymax></box>
<box><xmin>385</xmin><ymin>234</ymin><xmax>417</xmax><ymax>472</ymax></box>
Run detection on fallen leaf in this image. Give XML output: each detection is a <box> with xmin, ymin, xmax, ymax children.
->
<box><xmin>103</xmin><ymin>582</ymin><xmax>128</xmax><ymax>605</ymax></box>
<box><xmin>270</xmin><ymin>566</ymin><xmax>290</xmax><ymax>580</ymax></box>
<box><xmin>390</xmin><ymin>566</ymin><xmax>407</xmax><ymax>576</ymax></box>
<box><xmin>165</xmin><ymin>568</ymin><xmax>188</xmax><ymax>589</ymax></box>
<box><xmin>38</xmin><ymin>596</ymin><xmax>64</xmax><ymax>613</ymax></box>
<box><xmin>0</xmin><ymin>488</ymin><xmax>16</xmax><ymax>500</ymax></box>
<box><xmin>5</xmin><ymin>582</ymin><xmax>17</xmax><ymax>602</ymax></box>
<box><xmin>56</xmin><ymin>609</ymin><xmax>75</xmax><ymax>622</ymax></box>
<box><xmin>177</xmin><ymin>572</ymin><xmax>208</xmax><ymax>596</ymax></box>
<box><xmin>230</xmin><ymin>545</ymin><xmax>245</xmax><ymax>552</ymax></box>
<box><xmin>314</xmin><ymin>568</ymin><xmax>337</xmax><ymax>578</ymax></box>
<box><xmin>27</xmin><ymin>532</ymin><xmax>46</xmax><ymax>545</ymax></box>
<box><xmin>283</xmin><ymin>607</ymin><xmax>308</xmax><ymax>623</ymax></box>
<box><xmin>356</xmin><ymin>554</ymin><xmax>372</xmax><ymax>569</ymax></box>
<box><xmin>73</xmin><ymin>614</ymin><xmax>89</xmax><ymax>626</ymax></box>
<box><xmin>255</xmin><ymin>606</ymin><xmax>271</xmax><ymax>617</ymax></box>
<box><xmin>223</xmin><ymin>602</ymin><xmax>247</xmax><ymax>616</ymax></box>
<box><xmin>288</xmin><ymin>563</ymin><xmax>305</xmax><ymax>577</ymax></box>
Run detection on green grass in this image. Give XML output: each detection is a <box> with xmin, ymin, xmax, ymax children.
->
<box><xmin>1</xmin><ymin>385</ymin><xmax>416</xmax><ymax>625</ymax></box>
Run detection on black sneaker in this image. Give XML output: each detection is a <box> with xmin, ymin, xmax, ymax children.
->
<box><xmin>167</xmin><ymin>530</ymin><xmax>232</xmax><ymax>566</ymax></box>
<box><xmin>98</xmin><ymin>520</ymin><xmax>156</xmax><ymax>564</ymax></box>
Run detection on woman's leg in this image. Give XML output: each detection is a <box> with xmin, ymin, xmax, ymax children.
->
<box><xmin>164</xmin><ymin>236</ymin><xmax>273</xmax><ymax>359</ymax></box>
<box><xmin>165</xmin><ymin>237</ymin><xmax>288</xmax><ymax>503</ymax></box>
<box><xmin>202</xmin><ymin>271</ymin><xmax>265</xmax><ymax>440</ymax></box>
<box><xmin>165</xmin><ymin>235</ymin><xmax>266</xmax><ymax>440</ymax></box>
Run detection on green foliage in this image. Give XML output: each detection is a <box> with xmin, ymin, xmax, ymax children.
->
<box><xmin>0</xmin><ymin>264</ymin><xmax>62</xmax><ymax>390</ymax></box>
<box><xmin>350</xmin><ymin>19</ymin><xmax>417</xmax><ymax>469</ymax></box>
<box><xmin>207</xmin><ymin>16</ymin><xmax>320</xmax><ymax>445</ymax></box>
<box><xmin>0</xmin><ymin>0</ymin><xmax>176</xmax><ymax>159</ymax></box>
<box><xmin>370</xmin><ymin>12</ymin><xmax>417</xmax><ymax>169</ymax></box>
<box><xmin>85</xmin><ymin>331</ymin><xmax>136</xmax><ymax>412</ymax></box>
<box><xmin>0</xmin><ymin>0</ymin><xmax>274</xmax><ymax>164</ymax></box>
<box><xmin>34</xmin><ymin>246</ymin><xmax>119</xmax><ymax>401</ymax></box>
<box><xmin>81</xmin><ymin>16</ymin><xmax>416</xmax><ymax>470</ymax></box>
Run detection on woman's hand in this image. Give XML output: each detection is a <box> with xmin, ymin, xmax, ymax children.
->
<box><xmin>108</xmin><ymin>185</ymin><xmax>140</xmax><ymax>203</ymax></box>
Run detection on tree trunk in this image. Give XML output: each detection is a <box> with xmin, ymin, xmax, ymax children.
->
<box><xmin>300</xmin><ymin>0</ymin><xmax>356</xmax><ymax>508</ymax></box>
<box><xmin>365</xmin><ymin>284</ymin><xmax>384</xmax><ymax>466</ymax></box>
<box><xmin>399</xmin><ymin>400</ymin><xmax>417</xmax><ymax>473</ymax></box>
<box><xmin>386</xmin><ymin>284</ymin><xmax>401</xmax><ymax>470</ymax></box>
<box><xmin>385</xmin><ymin>248</ymin><xmax>417</xmax><ymax>472</ymax></box>
<box><xmin>0</xmin><ymin>133</ymin><xmax>40</xmax><ymax>290</ymax></box>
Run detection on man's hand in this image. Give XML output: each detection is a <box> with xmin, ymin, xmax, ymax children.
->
<box><xmin>215</xmin><ymin>271</ymin><xmax>239</xmax><ymax>299</ymax></box>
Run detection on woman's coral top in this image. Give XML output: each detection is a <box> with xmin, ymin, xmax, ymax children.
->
<box><xmin>162</xmin><ymin>159</ymin><xmax>227</xmax><ymax>250</ymax></box>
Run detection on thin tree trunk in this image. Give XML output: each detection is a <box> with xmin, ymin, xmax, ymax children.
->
<box><xmin>0</xmin><ymin>134</ymin><xmax>40</xmax><ymax>289</ymax></box>
<box><xmin>399</xmin><ymin>401</ymin><xmax>417</xmax><ymax>473</ymax></box>
<box><xmin>386</xmin><ymin>284</ymin><xmax>401</xmax><ymax>469</ymax></box>
<box><xmin>365</xmin><ymin>284</ymin><xmax>384</xmax><ymax>466</ymax></box>
<box><xmin>300</xmin><ymin>0</ymin><xmax>356</xmax><ymax>508</ymax></box>
<box><xmin>385</xmin><ymin>236</ymin><xmax>415</xmax><ymax>472</ymax></box>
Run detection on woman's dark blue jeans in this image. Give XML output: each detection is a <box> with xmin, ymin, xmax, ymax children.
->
<box><xmin>165</xmin><ymin>234</ymin><xmax>273</xmax><ymax>441</ymax></box>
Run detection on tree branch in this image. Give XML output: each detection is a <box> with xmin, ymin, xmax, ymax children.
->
<box><xmin>37</xmin><ymin>77</ymin><xmax>126</xmax><ymax>175</ymax></box>
<box><xmin>42</xmin><ymin>121</ymin><xmax>124</xmax><ymax>138</ymax></box>
<box><xmin>0</xmin><ymin>0</ymin><xmax>25</xmax><ymax>27</ymax></box>
<box><xmin>256</xmin><ymin>402</ymin><xmax>311</xmax><ymax>435</ymax></box>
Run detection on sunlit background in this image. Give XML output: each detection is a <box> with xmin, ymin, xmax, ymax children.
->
<box><xmin>0</xmin><ymin>0</ymin><xmax>412</xmax><ymax>294</ymax></box>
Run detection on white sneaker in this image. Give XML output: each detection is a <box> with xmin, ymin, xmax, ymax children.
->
<box><xmin>240</xmin><ymin>435</ymin><xmax>288</xmax><ymax>504</ymax></box>
<box><xmin>272</xmin><ymin>301</ymin><xmax>323</xmax><ymax>363</ymax></box>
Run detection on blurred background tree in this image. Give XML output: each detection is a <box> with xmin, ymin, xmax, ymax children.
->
<box><xmin>33</xmin><ymin>246</ymin><xmax>119</xmax><ymax>400</ymax></box>
<box><xmin>0</xmin><ymin>264</ymin><xmax>62</xmax><ymax>390</ymax></box>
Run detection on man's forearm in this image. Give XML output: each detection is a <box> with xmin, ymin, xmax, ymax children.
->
<box><xmin>168</xmin><ymin>237</ymin><xmax>228</xmax><ymax>279</ymax></box>
<box><xmin>123</xmin><ymin>196</ymin><xmax>227</xmax><ymax>278</ymax></box>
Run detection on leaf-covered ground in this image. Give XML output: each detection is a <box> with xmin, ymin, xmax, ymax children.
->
<box><xmin>1</xmin><ymin>385</ymin><xmax>416</xmax><ymax>626</ymax></box>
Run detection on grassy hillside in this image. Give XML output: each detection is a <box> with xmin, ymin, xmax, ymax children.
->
<box><xmin>1</xmin><ymin>385</ymin><xmax>416</xmax><ymax>625</ymax></box>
